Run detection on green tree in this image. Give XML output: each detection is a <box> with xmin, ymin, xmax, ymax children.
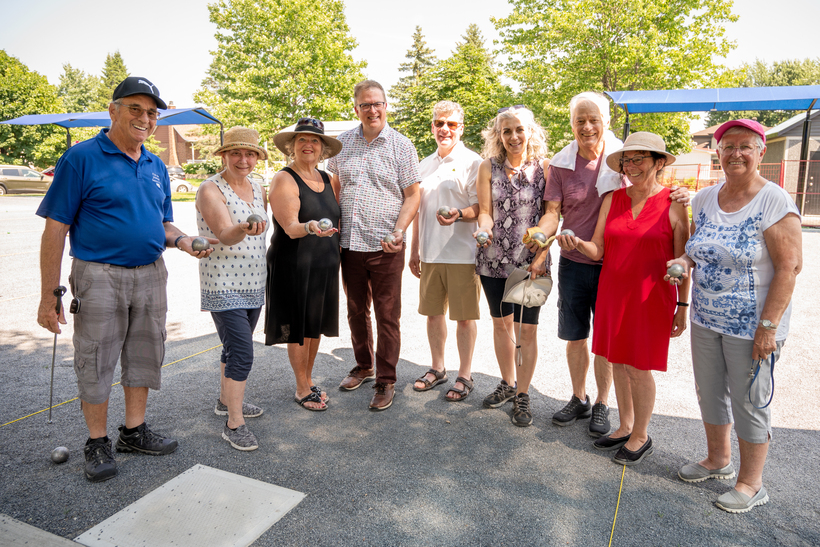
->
<box><xmin>58</xmin><ymin>63</ymin><xmax>101</xmax><ymax>113</ymax></box>
<box><xmin>0</xmin><ymin>50</ymin><xmax>65</xmax><ymax>166</ymax></box>
<box><xmin>195</xmin><ymin>0</ymin><xmax>366</xmax><ymax>146</ymax></box>
<box><xmin>93</xmin><ymin>51</ymin><xmax>129</xmax><ymax>110</ymax></box>
<box><xmin>393</xmin><ymin>25</ymin><xmax>514</xmax><ymax>158</ymax></box>
<box><xmin>705</xmin><ymin>58</ymin><xmax>820</xmax><ymax>128</ymax></box>
<box><xmin>389</xmin><ymin>26</ymin><xmax>437</xmax><ymax>133</ymax></box>
<box><xmin>495</xmin><ymin>0</ymin><xmax>741</xmax><ymax>153</ymax></box>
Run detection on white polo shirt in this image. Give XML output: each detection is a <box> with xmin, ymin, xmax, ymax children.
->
<box><xmin>417</xmin><ymin>141</ymin><xmax>482</xmax><ymax>264</ymax></box>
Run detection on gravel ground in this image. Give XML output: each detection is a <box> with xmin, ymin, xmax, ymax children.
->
<box><xmin>1</xmin><ymin>197</ymin><xmax>818</xmax><ymax>546</ymax></box>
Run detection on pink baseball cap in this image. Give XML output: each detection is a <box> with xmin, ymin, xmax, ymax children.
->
<box><xmin>714</xmin><ymin>119</ymin><xmax>766</xmax><ymax>145</ymax></box>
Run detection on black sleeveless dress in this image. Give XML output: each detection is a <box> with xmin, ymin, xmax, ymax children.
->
<box><xmin>265</xmin><ymin>167</ymin><xmax>341</xmax><ymax>345</ymax></box>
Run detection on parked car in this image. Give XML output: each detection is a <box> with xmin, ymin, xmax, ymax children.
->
<box><xmin>42</xmin><ymin>166</ymin><xmax>56</xmax><ymax>177</ymax></box>
<box><xmin>0</xmin><ymin>165</ymin><xmax>53</xmax><ymax>195</ymax></box>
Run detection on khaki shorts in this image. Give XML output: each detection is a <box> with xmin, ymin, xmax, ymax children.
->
<box><xmin>418</xmin><ymin>262</ymin><xmax>480</xmax><ymax>321</ymax></box>
<box><xmin>69</xmin><ymin>257</ymin><xmax>168</xmax><ymax>404</ymax></box>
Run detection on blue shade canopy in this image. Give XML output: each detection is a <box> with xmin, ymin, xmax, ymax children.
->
<box><xmin>606</xmin><ymin>86</ymin><xmax>820</xmax><ymax>114</ymax></box>
<box><xmin>0</xmin><ymin>107</ymin><xmax>221</xmax><ymax>128</ymax></box>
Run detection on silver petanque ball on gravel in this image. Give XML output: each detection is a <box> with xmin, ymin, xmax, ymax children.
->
<box><xmin>51</xmin><ymin>446</ymin><xmax>69</xmax><ymax>464</ymax></box>
<box><xmin>475</xmin><ymin>231</ymin><xmax>490</xmax><ymax>245</ymax></box>
<box><xmin>532</xmin><ymin>232</ymin><xmax>547</xmax><ymax>244</ymax></box>
<box><xmin>318</xmin><ymin>218</ymin><xmax>333</xmax><ymax>231</ymax></box>
<box><xmin>560</xmin><ymin>229</ymin><xmax>575</xmax><ymax>237</ymax></box>
<box><xmin>667</xmin><ymin>263</ymin><xmax>685</xmax><ymax>278</ymax></box>
<box><xmin>437</xmin><ymin>206</ymin><xmax>452</xmax><ymax>218</ymax></box>
<box><xmin>191</xmin><ymin>237</ymin><xmax>211</xmax><ymax>252</ymax></box>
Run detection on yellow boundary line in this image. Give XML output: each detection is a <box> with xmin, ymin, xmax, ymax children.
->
<box><xmin>0</xmin><ymin>344</ymin><xmax>223</xmax><ymax>428</ymax></box>
<box><xmin>0</xmin><ymin>251</ymin><xmax>38</xmax><ymax>258</ymax></box>
<box><xmin>608</xmin><ymin>464</ymin><xmax>626</xmax><ymax>547</ymax></box>
<box><xmin>0</xmin><ymin>293</ymin><xmax>38</xmax><ymax>303</ymax></box>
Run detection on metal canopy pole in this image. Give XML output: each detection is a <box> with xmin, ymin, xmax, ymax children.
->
<box><xmin>622</xmin><ymin>106</ymin><xmax>630</xmax><ymax>142</ymax></box>
<box><xmin>795</xmin><ymin>99</ymin><xmax>817</xmax><ymax>214</ymax></box>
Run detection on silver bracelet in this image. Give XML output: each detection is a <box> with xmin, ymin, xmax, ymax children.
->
<box><xmin>304</xmin><ymin>222</ymin><xmax>312</xmax><ymax>235</ymax></box>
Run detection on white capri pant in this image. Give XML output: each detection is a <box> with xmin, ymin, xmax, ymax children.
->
<box><xmin>690</xmin><ymin>322</ymin><xmax>783</xmax><ymax>444</ymax></box>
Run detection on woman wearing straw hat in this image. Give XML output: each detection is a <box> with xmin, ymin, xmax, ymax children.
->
<box><xmin>266</xmin><ymin>118</ymin><xmax>343</xmax><ymax>411</ymax></box>
<box><xmin>557</xmin><ymin>131</ymin><xmax>690</xmax><ymax>465</ymax></box>
<box><xmin>196</xmin><ymin>126</ymin><xmax>269</xmax><ymax>451</ymax></box>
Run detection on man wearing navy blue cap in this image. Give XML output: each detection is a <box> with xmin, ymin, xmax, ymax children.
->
<box><xmin>36</xmin><ymin>77</ymin><xmax>215</xmax><ymax>482</ymax></box>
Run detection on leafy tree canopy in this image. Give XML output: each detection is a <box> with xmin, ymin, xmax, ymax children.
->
<box><xmin>93</xmin><ymin>51</ymin><xmax>129</xmax><ymax>111</ymax></box>
<box><xmin>392</xmin><ymin>24</ymin><xmax>513</xmax><ymax>158</ymax></box>
<box><xmin>706</xmin><ymin>58</ymin><xmax>820</xmax><ymax>128</ymax></box>
<box><xmin>495</xmin><ymin>0</ymin><xmax>741</xmax><ymax>154</ymax></box>
<box><xmin>0</xmin><ymin>50</ymin><xmax>65</xmax><ymax>166</ymax></box>
<box><xmin>58</xmin><ymin>63</ymin><xmax>101</xmax><ymax>113</ymax></box>
<box><xmin>195</xmin><ymin>0</ymin><xmax>366</xmax><ymax>146</ymax></box>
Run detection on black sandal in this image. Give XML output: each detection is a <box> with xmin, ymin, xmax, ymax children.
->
<box><xmin>445</xmin><ymin>377</ymin><xmax>474</xmax><ymax>402</ymax></box>
<box><xmin>295</xmin><ymin>391</ymin><xmax>327</xmax><ymax>411</ymax></box>
<box><xmin>412</xmin><ymin>368</ymin><xmax>448</xmax><ymax>392</ymax></box>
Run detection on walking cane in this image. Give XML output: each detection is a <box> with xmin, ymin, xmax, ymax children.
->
<box><xmin>48</xmin><ymin>286</ymin><xmax>67</xmax><ymax>424</ymax></box>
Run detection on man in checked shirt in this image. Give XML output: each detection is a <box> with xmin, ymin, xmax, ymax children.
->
<box><xmin>327</xmin><ymin>80</ymin><xmax>421</xmax><ymax>410</ymax></box>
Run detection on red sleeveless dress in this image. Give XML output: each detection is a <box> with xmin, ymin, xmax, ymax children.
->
<box><xmin>592</xmin><ymin>187</ymin><xmax>676</xmax><ymax>371</ymax></box>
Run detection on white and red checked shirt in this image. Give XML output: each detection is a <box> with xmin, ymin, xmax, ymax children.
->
<box><xmin>327</xmin><ymin>123</ymin><xmax>420</xmax><ymax>252</ymax></box>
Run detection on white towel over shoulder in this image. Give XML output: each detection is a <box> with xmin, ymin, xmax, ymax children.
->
<box><xmin>549</xmin><ymin>130</ymin><xmax>624</xmax><ymax>197</ymax></box>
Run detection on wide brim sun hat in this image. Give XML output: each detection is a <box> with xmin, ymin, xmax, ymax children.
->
<box><xmin>214</xmin><ymin>126</ymin><xmax>269</xmax><ymax>161</ymax></box>
<box><xmin>606</xmin><ymin>131</ymin><xmax>676</xmax><ymax>172</ymax></box>
<box><xmin>272</xmin><ymin>117</ymin><xmax>343</xmax><ymax>158</ymax></box>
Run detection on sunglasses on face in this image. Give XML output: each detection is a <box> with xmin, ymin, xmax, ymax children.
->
<box><xmin>498</xmin><ymin>104</ymin><xmax>527</xmax><ymax>113</ymax></box>
<box><xmin>116</xmin><ymin>102</ymin><xmax>160</xmax><ymax>120</ymax></box>
<box><xmin>297</xmin><ymin>117</ymin><xmax>324</xmax><ymax>131</ymax></box>
<box><xmin>433</xmin><ymin>120</ymin><xmax>461</xmax><ymax>130</ymax></box>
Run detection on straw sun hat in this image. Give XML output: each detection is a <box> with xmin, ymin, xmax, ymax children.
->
<box><xmin>605</xmin><ymin>131</ymin><xmax>676</xmax><ymax>172</ymax></box>
<box><xmin>213</xmin><ymin>126</ymin><xmax>269</xmax><ymax>161</ymax></box>
<box><xmin>272</xmin><ymin>117</ymin><xmax>343</xmax><ymax>158</ymax></box>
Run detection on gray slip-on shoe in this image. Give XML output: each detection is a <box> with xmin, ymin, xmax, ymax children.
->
<box><xmin>715</xmin><ymin>486</ymin><xmax>769</xmax><ymax>514</ymax></box>
<box><xmin>678</xmin><ymin>462</ymin><xmax>736</xmax><ymax>483</ymax></box>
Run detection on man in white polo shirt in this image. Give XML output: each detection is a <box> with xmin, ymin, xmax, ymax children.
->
<box><xmin>409</xmin><ymin>101</ymin><xmax>482</xmax><ymax>401</ymax></box>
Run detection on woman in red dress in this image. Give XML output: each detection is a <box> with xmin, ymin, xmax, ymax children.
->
<box><xmin>556</xmin><ymin>132</ymin><xmax>690</xmax><ymax>465</ymax></box>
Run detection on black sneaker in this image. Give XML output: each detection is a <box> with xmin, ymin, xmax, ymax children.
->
<box><xmin>588</xmin><ymin>402</ymin><xmax>611</xmax><ymax>438</ymax></box>
<box><xmin>511</xmin><ymin>393</ymin><xmax>533</xmax><ymax>427</ymax></box>
<box><xmin>552</xmin><ymin>395</ymin><xmax>591</xmax><ymax>426</ymax></box>
<box><xmin>483</xmin><ymin>380</ymin><xmax>517</xmax><ymax>408</ymax></box>
<box><xmin>84</xmin><ymin>438</ymin><xmax>117</xmax><ymax>483</ymax></box>
<box><xmin>116</xmin><ymin>423</ymin><xmax>178</xmax><ymax>455</ymax></box>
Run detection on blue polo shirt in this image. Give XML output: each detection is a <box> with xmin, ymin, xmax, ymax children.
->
<box><xmin>37</xmin><ymin>129</ymin><xmax>173</xmax><ymax>267</ymax></box>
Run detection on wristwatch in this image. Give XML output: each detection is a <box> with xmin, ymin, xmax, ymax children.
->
<box><xmin>759</xmin><ymin>319</ymin><xmax>778</xmax><ymax>331</ymax></box>
<box><xmin>457</xmin><ymin>209</ymin><xmax>464</xmax><ymax>221</ymax></box>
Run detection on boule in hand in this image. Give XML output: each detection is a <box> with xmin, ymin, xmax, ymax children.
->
<box><xmin>191</xmin><ymin>237</ymin><xmax>211</xmax><ymax>252</ymax></box>
<box><xmin>383</xmin><ymin>233</ymin><xmax>396</xmax><ymax>244</ymax></box>
<box><xmin>667</xmin><ymin>263</ymin><xmax>685</xmax><ymax>278</ymax></box>
<box><xmin>437</xmin><ymin>206</ymin><xmax>452</xmax><ymax>219</ymax></box>
<box><xmin>560</xmin><ymin>229</ymin><xmax>575</xmax><ymax>237</ymax></box>
<box><xmin>532</xmin><ymin>232</ymin><xmax>547</xmax><ymax>245</ymax></box>
<box><xmin>246</xmin><ymin>213</ymin><xmax>264</xmax><ymax>228</ymax></box>
<box><xmin>318</xmin><ymin>218</ymin><xmax>333</xmax><ymax>231</ymax></box>
<box><xmin>475</xmin><ymin>231</ymin><xmax>490</xmax><ymax>245</ymax></box>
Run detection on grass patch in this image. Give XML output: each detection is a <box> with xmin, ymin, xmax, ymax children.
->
<box><xmin>172</xmin><ymin>192</ymin><xmax>196</xmax><ymax>202</ymax></box>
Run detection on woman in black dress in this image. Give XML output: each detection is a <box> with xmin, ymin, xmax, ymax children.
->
<box><xmin>266</xmin><ymin>118</ymin><xmax>343</xmax><ymax>411</ymax></box>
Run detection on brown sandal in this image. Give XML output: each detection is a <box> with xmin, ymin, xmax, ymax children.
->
<box><xmin>413</xmin><ymin>368</ymin><xmax>448</xmax><ymax>392</ymax></box>
<box><xmin>445</xmin><ymin>377</ymin><xmax>474</xmax><ymax>402</ymax></box>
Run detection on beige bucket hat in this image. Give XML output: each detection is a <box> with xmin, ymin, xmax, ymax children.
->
<box><xmin>606</xmin><ymin>131</ymin><xmax>676</xmax><ymax>172</ymax></box>
<box><xmin>214</xmin><ymin>126</ymin><xmax>268</xmax><ymax>161</ymax></box>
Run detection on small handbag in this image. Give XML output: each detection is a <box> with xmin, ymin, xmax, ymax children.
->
<box><xmin>502</xmin><ymin>268</ymin><xmax>553</xmax><ymax>308</ymax></box>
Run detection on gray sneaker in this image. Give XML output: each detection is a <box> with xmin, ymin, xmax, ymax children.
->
<box><xmin>552</xmin><ymin>395</ymin><xmax>591</xmax><ymax>426</ymax></box>
<box><xmin>588</xmin><ymin>402</ymin><xmax>611</xmax><ymax>438</ymax></box>
<box><xmin>222</xmin><ymin>423</ymin><xmax>259</xmax><ymax>451</ymax></box>
<box><xmin>214</xmin><ymin>399</ymin><xmax>264</xmax><ymax>418</ymax></box>
<box><xmin>483</xmin><ymin>380</ymin><xmax>517</xmax><ymax>408</ymax></box>
<box><xmin>511</xmin><ymin>393</ymin><xmax>533</xmax><ymax>427</ymax></box>
<box><xmin>678</xmin><ymin>462</ymin><xmax>736</xmax><ymax>483</ymax></box>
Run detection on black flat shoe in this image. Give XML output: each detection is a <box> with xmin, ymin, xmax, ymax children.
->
<box><xmin>593</xmin><ymin>433</ymin><xmax>631</xmax><ymax>451</ymax></box>
<box><xmin>612</xmin><ymin>437</ymin><xmax>653</xmax><ymax>466</ymax></box>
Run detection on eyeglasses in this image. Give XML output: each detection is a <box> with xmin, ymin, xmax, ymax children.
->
<box><xmin>115</xmin><ymin>101</ymin><xmax>160</xmax><ymax>120</ymax></box>
<box><xmin>719</xmin><ymin>144</ymin><xmax>758</xmax><ymax>155</ymax></box>
<box><xmin>297</xmin><ymin>117</ymin><xmax>324</xmax><ymax>131</ymax></box>
<box><xmin>357</xmin><ymin>102</ymin><xmax>385</xmax><ymax>111</ymax></box>
<box><xmin>433</xmin><ymin>120</ymin><xmax>461</xmax><ymax>130</ymax></box>
<box><xmin>620</xmin><ymin>155</ymin><xmax>652</xmax><ymax>166</ymax></box>
<box><xmin>498</xmin><ymin>104</ymin><xmax>527</xmax><ymax>113</ymax></box>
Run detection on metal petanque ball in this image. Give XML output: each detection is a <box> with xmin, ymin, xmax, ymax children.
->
<box><xmin>383</xmin><ymin>234</ymin><xmax>396</xmax><ymax>244</ymax></box>
<box><xmin>667</xmin><ymin>263</ymin><xmax>685</xmax><ymax>278</ymax></box>
<box><xmin>246</xmin><ymin>213</ymin><xmax>264</xmax><ymax>226</ymax></box>
<box><xmin>191</xmin><ymin>237</ymin><xmax>211</xmax><ymax>252</ymax></box>
<box><xmin>532</xmin><ymin>232</ymin><xmax>547</xmax><ymax>244</ymax></box>
<box><xmin>318</xmin><ymin>218</ymin><xmax>333</xmax><ymax>231</ymax></box>
<box><xmin>51</xmin><ymin>446</ymin><xmax>69</xmax><ymax>464</ymax></box>
<box><xmin>476</xmin><ymin>231</ymin><xmax>490</xmax><ymax>245</ymax></box>
<box><xmin>437</xmin><ymin>206</ymin><xmax>452</xmax><ymax>219</ymax></box>
<box><xmin>560</xmin><ymin>229</ymin><xmax>575</xmax><ymax>237</ymax></box>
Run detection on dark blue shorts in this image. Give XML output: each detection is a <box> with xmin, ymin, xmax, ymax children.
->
<box><xmin>211</xmin><ymin>307</ymin><xmax>262</xmax><ymax>382</ymax></box>
<box><xmin>557</xmin><ymin>256</ymin><xmax>602</xmax><ymax>341</ymax></box>
<box><xmin>480</xmin><ymin>275</ymin><xmax>541</xmax><ymax>325</ymax></box>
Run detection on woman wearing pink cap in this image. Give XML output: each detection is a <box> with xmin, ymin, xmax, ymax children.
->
<box><xmin>666</xmin><ymin>119</ymin><xmax>802</xmax><ymax>513</ymax></box>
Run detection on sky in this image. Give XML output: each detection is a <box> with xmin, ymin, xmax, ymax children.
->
<box><xmin>1</xmin><ymin>0</ymin><xmax>818</xmax><ymax>112</ymax></box>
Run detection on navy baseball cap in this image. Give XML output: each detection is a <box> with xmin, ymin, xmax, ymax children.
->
<box><xmin>112</xmin><ymin>77</ymin><xmax>167</xmax><ymax>110</ymax></box>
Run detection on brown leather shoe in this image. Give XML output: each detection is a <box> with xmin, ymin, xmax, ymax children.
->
<box><xmin>339</xmin><ymin>366</ymin><xmax>376</xmax><ymax>391</ymax></box>
<box><xmin>369</xmin><ymin>383</ymin><xmax>395</xmax><ymax>411</ymax></box>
